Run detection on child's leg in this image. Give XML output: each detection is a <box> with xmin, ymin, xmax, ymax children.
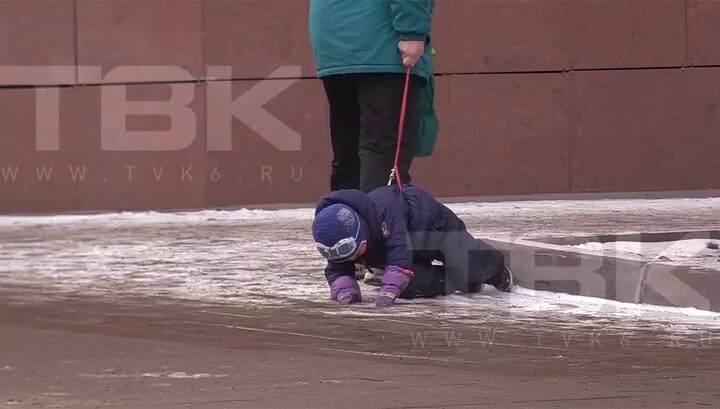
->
<box><xmin>440</xmin><ymin>231</ymin><xmax>506</xmax><ymax>293</ymax></box>
<box><xmin>400</xmin><ymin>264</ymin><xmax>453</xmax><ymax>299</ymax></box>
<box><xmin>471</xmin><ymin>238</ymin><xmax>508</xmax><ymax>289</ymax></box>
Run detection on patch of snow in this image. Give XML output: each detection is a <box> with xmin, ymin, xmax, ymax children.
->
<box><xmin>79</xmin><ymin>371</ymin><xmax>226</xmax><ymax>379</ymax></box>
<box><xmin>573</xmin><ymin>239</ymin><xmax>720</xmax><ymax>267</ymax></box>
<box><xmin>0</xmin><ymin>208</ymin><xmax>315</xmax><ymax>229</ymax></box>
<box><xmin>511</xmin><ymin>286</ymin><xmax>719</xmax><ymax>318</ymax></box>
<box><xmin>166</xmin><ymin>372</ymin><xmax>227</xmax><ymax>379</ymax></box>
<box><xmin>1</xmin><ymin>197</ymin><xmax>719</xmax><ymax>231</ymax></box>
<box><xmin>318</xmin><ymin>284</ymin><xmax>720</xmax><ymax>336</ymax></box>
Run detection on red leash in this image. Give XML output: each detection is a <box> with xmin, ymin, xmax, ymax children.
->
<box><xmin>389</xmin><ymin>66</ymin><xmax>412</xmax><ymax>192</ymax></box>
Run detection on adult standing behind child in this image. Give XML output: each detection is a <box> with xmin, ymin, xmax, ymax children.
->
<box><xmin>309</xmin><ymin>0</ymin><xmax>436</xmax><ymax>192</ymax></box>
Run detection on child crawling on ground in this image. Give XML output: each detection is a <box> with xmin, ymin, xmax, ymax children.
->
<box><xmin>311</xmin><ymin>184</ymin><xmax>514</xmax><ymax>307</ymax></box>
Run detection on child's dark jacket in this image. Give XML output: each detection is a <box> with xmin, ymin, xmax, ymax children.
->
<box><xmin>314</xmin><ymin>184</ymin><xmax>463</xmax><ymax>285</ymax></box>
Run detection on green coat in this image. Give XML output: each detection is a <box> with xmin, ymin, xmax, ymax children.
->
<box><xmin>308</xmin><ymin>0</ymin><xmax>435</xmax><ymax>81</ymax></box>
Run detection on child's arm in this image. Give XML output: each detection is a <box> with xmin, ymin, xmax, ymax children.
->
<box><xmin>380</xmin><ymin>204</ymin><xmax>413</xmax><ymax>270</ymax></box>
<box><xmin>324</xmin><ymin>261</ymin><xmax>360</xmax><ymax>305</ymax></box>
<box><xmin>375</xmin><ymin>193</ymin><xmax>414</xmax><ymax>307</ymax></box>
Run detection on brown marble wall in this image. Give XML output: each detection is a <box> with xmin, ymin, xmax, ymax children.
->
<box><xmin>1</xmin><ymin>0</ymin><xmax>719</xmax><ymax>213</ymax></box>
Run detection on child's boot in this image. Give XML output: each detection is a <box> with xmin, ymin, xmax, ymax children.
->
<box><xmin>492</xmin><ymin>265</ymin><xmax>515</xmax><ymax>293</ymax></box>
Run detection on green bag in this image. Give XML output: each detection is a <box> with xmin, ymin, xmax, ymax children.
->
<box><xmin>415</xmin><ymin>47</ymin><xmax>439</xmax><ymax>157</ymax></box>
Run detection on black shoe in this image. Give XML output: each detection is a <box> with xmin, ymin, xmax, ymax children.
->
<box><xmin>493</xmin><ymin>266</ymin><xmax>515</xmax><ymax>293</ymax></box>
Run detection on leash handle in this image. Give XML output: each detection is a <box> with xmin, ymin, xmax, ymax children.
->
<box><xmin>388</xmin><ymin>67</ymin><xmax>412</xmax><ymax>192</ymax></box>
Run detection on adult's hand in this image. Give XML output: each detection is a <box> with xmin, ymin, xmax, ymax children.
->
<box><xmin>398</xmin><ymin>40</ymin><xmax>425</xmax><ymax>67</ymax></box>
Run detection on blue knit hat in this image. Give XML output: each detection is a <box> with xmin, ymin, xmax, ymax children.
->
<box><xmin>312</xmin><ymin>203</ymin><xmax>368</xmax><ymax>263</ymax></box>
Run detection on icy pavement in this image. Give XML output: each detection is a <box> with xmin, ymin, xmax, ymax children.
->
<box><xmin>1</xmin><ymin>197</ymin><xmax>720</xmax><ymax>336</ymax></box>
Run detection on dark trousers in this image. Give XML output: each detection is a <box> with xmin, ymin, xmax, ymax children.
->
<box><xmin>401</xmin><ymin>206</ymin><xmax>507</xmax><ymax>299</ymax></box>
<box><xmin>321</xmin><ymin>73</ymin><xmax>421</xmax><ymax>192</ymax></box>
<box><xmin>402</xmin><ymin>238</ymin><xmax>507</xmax><ymax>299</ymax></box>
